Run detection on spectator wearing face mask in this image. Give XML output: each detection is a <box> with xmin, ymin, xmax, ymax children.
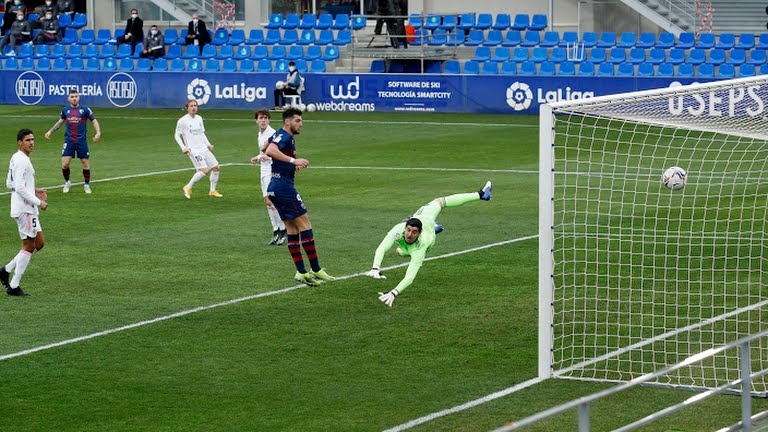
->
<box><xmin>117</xmin><ymin>8</ymin><xmax>144</xmax><ymax>55</ymax></box>
<box><xmin>140</xmin><ymin>25</ymin><xmax>166</xmax><ymax>59</ymax></box>
<box><xmin>0</xmin><ymin>10</ymin><xmax>31</xmax><ymax>56</ymax></box>
<box><xmin>33</xmin><ymin>10</ymin><xmax>60</xmax><ymax>44</ymax></box>
<box><xmin>2</xmin><ymin>0</ymin><xmax>25</xmax><ymax>34</ymax></box>
<box><xmin>56</xmin><ymin>0</ymin><xmax>75</xmax><ymax>17</ymax></box>
<box><xmin>31</xmin><ymin>0</ymin><xmax>58</xmax><ymax>30</ymax></box>
<box><xmin>273</xmin><ymin>61</ymin><xmax>303</xmax><ymax>109</ymax></box>
<box><xmin>185</xmin><ymin>12</ymin><xmax>211</xmax><ymax>55</ymax></box>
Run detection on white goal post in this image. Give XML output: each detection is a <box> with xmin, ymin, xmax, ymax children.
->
<box><xmin>539</xmin><ymin>76</ymin><xmax>768</xmax><ymax>394</ymax></box>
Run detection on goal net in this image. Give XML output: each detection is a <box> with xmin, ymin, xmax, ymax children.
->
<box><xmin>538</xmin><ymin>76</ymin><xmax>768</xmax><ymax>394</ymax></box>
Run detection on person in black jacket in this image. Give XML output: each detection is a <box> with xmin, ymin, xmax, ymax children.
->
<box><xmin>117</xmin><ymin>8</ymin><xmax>144</xmax><ymax>55</ymax></box>
<box><xmin>185</xmin><ymin>13</ymin><xmax>211</xmax><ymax>55</ymax></box>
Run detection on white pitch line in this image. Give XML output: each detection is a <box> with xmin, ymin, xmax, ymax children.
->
<box><xmin>0</xmin><ymin>236</ymin><xmax>535</xmax><ymax>362</ymax></box>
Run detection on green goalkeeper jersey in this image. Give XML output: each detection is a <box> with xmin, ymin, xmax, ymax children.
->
<box><xmin>372</xmin><ymin>219</ymin><xmax>437</xmax><ymax>294</ymax></box>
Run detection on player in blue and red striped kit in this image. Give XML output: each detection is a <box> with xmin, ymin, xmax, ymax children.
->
<box><xmin>45</xmin><ymin>89</ymin><xmax>102</xmax><ymax>194</ymax></box>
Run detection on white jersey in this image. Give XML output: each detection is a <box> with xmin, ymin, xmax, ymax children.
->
<box><xmin>175</xmin><ymin>114</ymin><xmax>211</xmax><ymax>154</ymax></box>
<box><xmin>258</xmin><ymin>125</ymin><xmax>276</xmax><ymax>178</ymax></box>
<box><xmin>6</xmin><ymin>150</ymin><xmax>40</xmax><ymax>217</ymax></box>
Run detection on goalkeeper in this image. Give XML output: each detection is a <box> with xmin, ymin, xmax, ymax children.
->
<box><xmin>367</xmin><ymin>181</ymin><xmax>492</xmax><ymax>307</ymax></box>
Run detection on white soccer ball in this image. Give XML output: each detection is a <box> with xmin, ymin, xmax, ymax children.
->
<box><xmin>662</xmin><ymin>166</ymin><xmax>687</xmax><ymax>191</ymax></box>
<box><xmin>298</xmin><ymin>103</ymin><xmax>306</xmax><ymax>110</ymax></box>
<box><xmin>306</xmin><ymin>103</ymin><xmax>316</xmax><ymax>112</ymax></box>
<box><xmin>275</xmin><ymin>80</ymin><xmax>285</xmax><ymax>89</ymax></box>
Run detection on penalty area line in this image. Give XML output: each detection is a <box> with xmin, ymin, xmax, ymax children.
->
<box><xmin>0</xmin><ymin>236</ymin><xmax>535</xmax><ymax>362</ymax></box>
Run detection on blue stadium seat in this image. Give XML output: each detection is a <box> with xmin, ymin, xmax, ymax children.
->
<box><xmin>322</xmin><ymin>46</ymin><xmax>339</xmax><ymax>61</ymax></box>
<box><xmin>286</xmin><ymin>45</ymin><xmax>304</xmax><ymax>60</ymax></box>
<box><xmin>135</xmin><ymin>58</ymin><xmax>151</xmax><ymax>71</ymax></box>
<box><xmin>581</xmin><ymin>32</ymin><xmax>598</xmax><ymax>48</ymax></box>
<box><xmin>597</xmin><ymin>62</ymin><xmax>614</xmax><ymax>76</ymax></box>
<box><xmin>617</xmin><ymin>32</ymin><xmax>636</xmax><ymax>48</ymax></box>
<box><xmin>697</xmin><ymin>62</ymin><xmax>714</xmax><ymax>78</ymax></box>
<box><xmin>264</xmin><ymin>29</ymin><xmax>281</xmax><ymax>44</ymax></box>
<box><xmin>211</xmin><ymin>28</ymin><xmax>228</xmax><ymax>45</ymax></box>
<box><xmin>153</xmin><ymin>58</ymin><xmax>168</xmax><ymax>71</ymax></box>
<box><xmin>3</xmin><ymin>57</ymin><xmax>18</xmax><ymax>70</ymax></box>
<box><xmin>103</xmin><ymin>57</ymin><xmax>117</xmax><ymax>70</ymax></box>
<box><xmin>499</xmin><ymin>60</ymin><xmax>517</xmax><ymax>75</ymax></box>
<box><xmin>283</xmin><ymin>13</ymin><xmax>300</xmax><ymax>29</ymax></box>
<box><xmin>560</xmin><ymin>31</ymin><xmax>578</xmax><ymax>47</ymax></box>
<box><xmin>228</xmin><ymin>29</ymin><xmax>245</xmax><ymax>45</ymax></box>
<box><xmin>707</xmin><ymin>48</ymin><xmax>726</xmax><ymax>65</ymax></box>
<box><xmin>113</xmin><ymin>28</ymin><xmax>125</xmax><ymax>43</ymax></box>
<box><xmin>539</xmin><ymin>61</ymin><xmax>555</xmax><ymax>75</ymax></box>
<box><xmin>637</xmin><ymin>32</ymin><xmax>656</xmax><ymax>48</ymax></box>
<box><xmin>69</xmin><ymin>57</ymin><xmax>84</xmax><ymax>70</ymax></box>
<box><xmin>238</xmin><ymin>59</ymin><xmax>254</xmax><ymax>72</ymax></box>
<box><xmin>187</xmin><ymin>58</ymin><xmax>202</xmax><ymax>72</ymax></box>
<box><xmin>169</xmin><ymin>58</ymin><xmax>185</xmax><ymax>71</ymax></box>
<box><xmin>578</xmin><ymin>61</ymin><xmax>595</xmax><ymax>76</ymax></box>
<box><xmin>657</xmin><ymin>32</ymin><xmax>675</xmax><ymax>49</ymax></box>
<box><xmin>332</xmin><ymin>13</ymin><xmax>350</xmax><ymax>30</ymax></box>
<box><xmin>305</xmin><ymin>45</ymin><xmax>321</xmax><ymax>61</ymax></box>
<box><xmin>221</xmin><ymin>58</ymin><xmax>237</xmax><ymax>72</ymax></box>
<box><xmin>428</xmin><ymin>29</ymin><xmax>447</xmax><ymax>46</ymax></box>
<box><xmin>274</xmin><ymin>59</ymin><xmax>288</xmax><ymax>72</ymax></box>
<box><xmin>280</xmin><ymin>29</ymin><xmax>298</xmax><ymax>45</ymax></box>
<box><xmin>686</xmin><ymin>48</ymin><xmax>705</xmax><ymax>65</ymax></box>
<box><xmin>734</xmin><ymin>33</ymin><xmax>754</xmax><ymax>50</ymax></box>
<box><xmin>540</xmin><ymin>31</ymin><xmax>559</xmax><ymax>47</ymax></box>
<box><xmin>530</xmin><ymin>47</ymin><xmax>547</xmax><ymax>63</ymax></box>
<box><xmin>519</xmin><ymin>60</ymin><xmax>536</xmax><ymax>75</ymax></box>
<box><xmin>266</xmin><ymin>13</ymin><xmax>283</xmax><ymax>29</ymax></box>
<box><xmin>233</xmin><ymin>45</ymin><xmax>251</xmax><ymax>60</ymax></box>
<box><xmin>520</xmin><ymin>31</ymin><xmax>540</xmax><ymax>47</ymax></box>
<box><xmin>269</xmin><ymin>45</ymin><xmax>286</xmax><ymax>60</ymax></box>
<box><xmin>251</xmin><ymin>45</ymin><xmax>268</xmax><ymax>60</ymax></box>
<box><xmin>438</xmin><ymin>15</ymin><xmax>456</xmax><ymax>31</ymax></box>
<box><xmin>616</xmin><ymin>62</ymin><xmax>635</xmax><ymax>76</ymax></box>
<box><xmin>597</xmin><ymin>31</ymin><xmax>616</xmax><ymax>48</ymax></box>
<box><xmin>657</xmin><ymin>62</ymin><xmax>674</xmax><ymax>77</ymax></box>
<box><xmin>182</xmin><ymin>45</ymin><xmax>200</xmax><ymax>59</ymax></box>
<box><xmin>457</xmin><ymin>13</ymin><xmax>474</xmax><ymax>32</ymax></box>
<box><xmin>216</xmin><ymin>45</ymin><xmax>234</xmax><ymax>60</ymax></box>
<box><xmin>65</xmin><ymin>44</ymin><xmax>83</xmax><ymax>58</ymax></box>
<box><xmin>20</xmin><ymin>57</ymin><xmax>34</xmax><ymax>70</ymax></box>
<box><xmin>316</xmin><ymin>29</ymin><xmax>334</xmax><ymax>45</ymax></box>
<box><xmin>118</xmin><ymin>57</ymin><xmax>134</xmax><ymax>71</ymax></box>
<box><xmin>761</xmin><ymin>64</ymin><xmax>768</xmax><ymax>75</ymax></box>
<box><xmin>50</xmin><ymin>44</ymin><xmax>66</xmax><ymax>58</ymax></box>
<box><xmin>483</xmin><ymin>30</ymin><xmax>503</xmax><ymax>47</ymax></box>
<box><xmin>739</xmin><ymin>63</ymin><xmax>756</xmax><ymax>77</ymax></box>
<box><xmin>15</xmin><ymin>43</ymin><xmax>33</xmax><ymax>59</ymax></box>
<box><xmin>388</xmin><ymin>61</ymin><xmax>404</xmax><ymax>73</ymax></box>
<box><xmin>512</xmin><ymin>47</ymin><xmax>528</xmax><ymax>62</ymax></box>
<box><xmin>165</xmin><ymin>44</ymin><xmax>182</xmax><ymax>59</ymax></box>
<box><xmin>61</xmin><ymin>28</ymin><xmax>78</xmax><ymax>44</ymax></box>
<box><xmin>509</xmin><ymin>13</ymin><xmax>527</xmax><ymax>31</ymax></box>
<box><xmin>696</xmin><ymin>32</ymin><xmax>715</xmax><ymax>49</ymax></box>
<box><xmin>70</xmin><ymin>13</ymin><xmax>87</xmax><ymax>29</ymax></box>
<box><xmin>351</xmin><ymin>15</ymin><xmax>367</xmax><ymax>30</ymax></box>
<box><xmin>717</xmin><ymin>63</ymin><xmax>735</xmax><ymax>78</ymax></box>
<box><xmin>463</xmin><ymin>60</ymin><xmax>480</xmax><ymax>74</ymax></box>
<box><xmin>628</xmin><ymin>47</ymin><xmax>645</xmax><ymax>64</ymax></box>
<box><xmin>715</xmin><ymin>33</ymin><xmax>734</xmax><ymax>50</ymax></box>
<box><xmin>677</xmin><ymin>32</ymin><xmax>694</xmax><ymax>49</ymax></box>
<box><xmin>246</xmin><ymin>29</ymin><xmax>264</xmax><ymax>45</ymax></box>
<box><xmin>82</xmin><ymin>44</ymin><xmax>99</xmax><ymax>58</ymax></box>
<box><xmin>176</xmin><ymin>29</ymin><xmax>187</xmax><ymax>44</ymax></box>
<box><xmin>647</xmin><ymin>47</ymin><xmax>666</xmax><ymax>64</ymax></box>
<box><xmin>475</xmin><ymin>13</ymin><xmax>493</xmax><ymax>30</ymax></box>
<box><xmin>558</xmin><ymin>61</ymin><xmax>575</xmax><ymax>75</ymax></box>
<box><xmin>116</xmin><ymin>44</ymin><xmax>132</xmax><ymax>58</ymax></box>
<box><xmin>52</xmin><ymin>57</ymin><xmax>68</xmax><ymax>70</ymax></box>
<box><xmin>295</xmin><ymin>58</ymin><xmax>307</xmax><ymax>73</ymax></box>
<box><xmin>315</xmin><ymin>13</ymin><xmax>333</xmax><ymax>29</ymax></box>
<box><xmin>57</xmin><ymin>13</ymin><xmax>72</xmax><ymax>29</ymax></box>
<box><xmin>33</xmin><ymin>45</ymin><xmax>49</xmax><ymax>59</ymax></box>
<box><xmin>85</xmin><ymin>57</ymin><xmax>99</xmax><ymax>70</ymax></box>
<box><xmin>587</xmin><ymin>47</ymin><xmax>606</xmax><ymax>63</ymax></box>
<box><xmin>79</xmin><ymin>29</ymin><xmax>95</xmax><ymax>45</ymax></box>
<box><xmin>472</xmin><ymin>46</ymin><xmax>491</xmax><ymax>62</ymax></box>
<box><xmin>423</xmin><ymin>15</ymin><xmax>440</xmax><ymax>31</ymax></box>
<box><xmin>757</xmin><ymin>34</ymin><xmax>768</xmax><ymax>50</ymax></box>
<box><xmin>298</xmin><ymin>29</ymin><xmax>315</xmax><ymax>45</ymax></box>
<box><xmin>608</xmin><ymin>47</ymin><xmax>625</xmax><ymax>63</ymax></box>
<box><xmin>370</xmin><ymin>59</ymin><xmax>385</xmax><ymax>73</ymax></box>
<box><xmin>204</xmin><ymin>59</ymin><xmax>219</xmax><ymax>72</ymax></box>
<box><xmin>749</xmin><ymin>49</ymin><xmax>766</xmax><ymax>64</ymax></box>
<box><xmin>310</xmin><ymin>59</ymin><xmax>326</xmax><ymax>73</ymax></box>
<box><xmin>727</xmin><ymin>49</ymin><xmax>746</xmax><ymax>65</ymax></box>
<box><xmin>410</xmin><ymin>29</ymin><xmax>429</xmax><ymax>46</ymax></box>
<box><xmin>550</xmin><ymin>47</ymin><xmax>567</xmax><ymax>63</ymax></box>
<box><xmin>481</xmin><ymin>61</ymin><xmax>498</xmax><ymax>75</ymax></box>
<box><xmin>444</xmin><ymin>59</ymin><xmax>461</xmax><ymax>74</ymax></box>
<box><xmin>333</xmin><ymin>29</ymin><xmax>352</xmax><ymax>46</ymax></box>
<box><xmin>493</xmin><ymin>13</ymin><xmax>512</xmax><ymax>31</ymax></box>
<box><xmin>529</xmin><ymin>14</ymin><xmax>547</xmax><ymax>31</ymax></box>
<box><xmin>98</xmin><ymin>44</ymin><xmax>115</xmax><ymax>59</ymax></box>
<box><xmin>95</xmin><ymin>28</ymin><xmax>112</xmax><ymax>45</ymax></box>
<box><xmin>637</xmin><ymin>62</ymin><xmax>655</xmax><ymax>76</ymax></box>
<box><xmin>502</xmin><ymin>30</ymin><xmax>521</xmax><ymax>47</ymax></box>
<box><xmin>667</xmin><ymin>48</ymin><xmax>685</xmax><ymax>64</ymax></box>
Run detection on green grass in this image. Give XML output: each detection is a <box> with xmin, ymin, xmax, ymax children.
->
<box><xmin>0</xmin><ymin>106</ymin><xmax>763</xmax><ymax>431</ymax></box>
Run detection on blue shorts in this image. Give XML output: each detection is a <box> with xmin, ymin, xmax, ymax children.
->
<box><xmin>62</xmin><ymin>141</ymin><xmax>90</xmax><ymax>159</ymax></box>
<box><xmin>267</xmin><ymin>177</ymin><xmax>307</xmax><ymax>220</ymax></box>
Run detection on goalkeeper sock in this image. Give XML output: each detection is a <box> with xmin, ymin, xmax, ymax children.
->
<box><xmin>300</xmin><ymin>229</ymin><xmax>321</xmax><ymax>272</ymax></box>
<box><xmin>287</xmin><ymin>234</ymin><xmax>307</xmax><ymax>273</ymax></box>
<box><xmin>10</xmin><ymin>250</ymin><xmax>31</xmax><ymax>288</ymax></box>
<box><xmin>443</xmin><ymin>192</ymin><xmax>480</xmax><ymax>208</ymax></box>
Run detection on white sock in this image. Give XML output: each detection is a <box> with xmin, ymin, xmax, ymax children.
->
<box><xmin>5</xmin><ymin>256</ymin><xmax>17</xmax><ymax>273</ymax></box>
<box><xmin>267</xmin><ymin>205</ymin><xmax>284</xmax><ymax>231</ymax></box>
<box><xmin>186</xmin><ymin>171</ymin><xmax>206</xmax><ymax>189</ymax></box>
<box><xmin>209</xmin><ymin>171</ymin><xmax>220</xmax><ymax>192</ymax></box>
<box><xmin>10</xmin><ymin>250</ymin><xmax>31</xmax><ymax>288</ymax></box>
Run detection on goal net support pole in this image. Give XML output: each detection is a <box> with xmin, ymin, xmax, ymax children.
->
<box><xmin>539</xmin><ymin>76</ymin><xmax>768</xmax><ymax>394</ymax></box>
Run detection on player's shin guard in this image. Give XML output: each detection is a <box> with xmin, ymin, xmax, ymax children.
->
<box><xmin>300</xmin><ymin>229</ymin><xmax>321</xmax><ymax>272</ymax></box>
<box><xmin>287</xmin><ymin>234</ymin><xmax>307</xmax><ymax>273</ymax></box>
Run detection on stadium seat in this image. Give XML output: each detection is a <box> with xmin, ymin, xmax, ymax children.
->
<box><xmin>749</xmin><ymin>49</ymin><xmax>766</xmax><ymax>65</ymax></box>
<box><xmin>677</xmin><ymin>63</ymin><xmax>695</xmax><ymax>78</ymax></box>
<box><xmin>97</xmin><ymin>44</ymin><xmax>115</xmax><ymax>59</ymax></box>
<box><xmin>221</xmin><ymin>58</ymin><xmax>237</xmax><ymax>72</ymax></box>
<box><xmin>370</xmin><ymin>59</ymin><xmax>385</xmax><ymax>73</ymax></box>
<box><xmin>558</xmin><ymin>61</ymin><xmax>575</xmax><ymax>75</ymax></box>
<box><xmin>581</xmin><ymin>32</ymin><xmax>598</xmax><ymax>48</ymax></box>
<box><xmin>530</xmin><ymin>47</ymin><xmax>547</xmax><ymax>63</ymax></box>
<box><xmin>116</xmin><ymin>44</ymin><xmax>132</xmax><ymax>58</ymax></box>
<box><xmin>446</xmin><ymin>32</ymin><xmax>462</xmax><ymax>47</ymax></box>
<box><xmin>153</xmin><ymin>58</ymin><xmax>168</xmax><ymax>71</ymax></box>
<box><xmin>483</xmin><ymin>30</ymin><xmax>503</xmax><ymax>47</ymax></box>
<box><xmin>560</xmin><ymin>31</ymin><xmax>578</xmax><ymax>47</ymax></box>
<box><xmin>608</xmin><ymin>47</ymin><xmax>625</xmax><ymax>63</ymax></box>
<box><xmin>512</xmin><ymin>47</ymin><xmax>528</xmax><ymax>62</ymax></box>
<box><xmin>82</xmin><ymin>44</ymin><xmax>99</xmax><ymax>58</ymax></box>
<box><xmin>50</xmin><ymin>44</ymin><xmax>66</xmax><ymax>58</ymax></box>
<box><xmin>61</xmin><ymin>28</ymin><xmax>78</xmax><ymax>44</ymax></box>
<box><xmin>332</xmin><ymin>14</ymin><xmax>350</xmax><ymax>30</ymax></box>
<box><xmin>761</xmin><ymin>63</ymin><xmax>768</xmax><ymax>75</ymax></box>
<box><xmin>529</xmin><ymin>14</ymin><xmax>547</xmax><ymax>31</ymax></box>
<box><xmin>509</xmin><ymin>13</ymin><xmax>527</xmax><ymax>31</ymax></box>
<box><xmin>169</xmin><ymin>58</ymin><xmax>185</xmax><ymax>71</ymax></box>
<box><xmin>597</xmin><ymin>31</ymin><xmax>616</xmax><ymax>48</ymax></box>
<box><xmin>597</xmin><ymin>62</ymin><xmax>615</xmax><ymax>76</ymax></box>
<box><xmin>295</xmin><ymin>13</ymin><xmax>316</xmax><ymax>31</ymax></box>
<box><xmin>457</xmin><ymin>13</ymin><xmax>475</xmax><ymax>31</ymax></box>
<box><xmin>3</xmin><ymin>57</ymin><xmax>18</xmax><ymax>69</ymax></box>
<box><xmin>438</xmin><ymin>15</ymin><xmax>456</xmax><ymax>31</ymax></box>
<box><xmin>118</xmin><ymin>57</ymin><xmax>134</xmax><ymax>71</ymax></box>
<box><xmin>187</xmin><ymin>58</ymin><xmax>202</xmax><ymax>72</ymax></box>
<box><xmin>233</xmin><ymin>45</ymin><xmax>251</xmax><ymax>60</ymax></box>
<box><xmin>256</xmin><ymin>58</ymin><xmax>271</xmax><ymax>72</ymax></box>
<box><xmin>472</xmin><ymin>46</ymin><xmax>491</xmax><ymax>62</ymax></box>
<box><xmin>251</xmin><ymin>45</ymin><xmax>269</xmax><ymax>60</ymax></box>
<box><xmin>274</xmin><ymin>59</ymin><xmax>288</xmax><ymax>72</ymax></box>
<box><xmin>493</xmin><ymin>13</ymin><xmax>512</xmax><ymax>31</ymax></box>
<box><xmin>322</xmin><ymin>45</ymin><xmax>339</xmax><ymax>61</ymax></box>
<box><xmin>628</xmin><ymin>47</ymin><xmax>645</xmax><ymax>64</ymax></box>
<box><xmin>305</xmin><ymin>45</ymin><xmax>322</xmax><ymax>61</ymax></box>
<box><xmin>266</xmin><ymin>13</ymin><xmax>283</xmax><ymax>29</ymax></box>
<box><xmin>165</xmin><ymin>44</ymin><xmax>182</xmax><ymax>59</ymax></box>
<box><xmin>708</xmin><ymin>48</ymin><xmax>726</xmax><ymax>65</ymax></box>
<box><xmin>85</xmin><ymin>57</ymin><xmax>99</xmax><ymax>70</ymax></box>
<box><xmin>429</xmin><ymin>29</ymin><xmax>447</xmax><ymax>46</ymax></box>
<box><xmin>65</xmin><ymin>44</ymin><xmax>83</xmax><ymax>58</ymax></box>
<box><xmin>113</xmin><ymin>29</ymin><xmax>125</xmax><ymax>43</ymax></box>
<box><xmin>443</xmin><ymin>59</ymin><xmax>461</xmax><ymax>74</ymax></box>
<box><xmin>667</xmin><ymin>48</ymin><xmax>685</xmax><ymax>64</ymax></box>
<box><xmin>687</xmin><ymin>48</ymin><xmax>706</xmax><ymax>64</ymax></box>
<box><xmin>410</xmin><ymin>29</ymin><xmax>429</xmax><ymax>46</ymax></box>
<box><xmin>617</xmin><ymin>32</ymin><xmax>636</xmax><ymax>48</ymax></box>
<box><xmin>519</xmin><ymin>60</ymin><xmax>536</xmax><ymax>75</ymax></box>
<box><xmin>198</xmin><ymin>44</ymin><xmax>215</xmax><ymax>59</ymax></box>
<box><xmin>715</xmin><ymin>33</ymin><xmax>735</xmax><ymax>50</ymax></box>
<box><xmin>676</xmin><ymin>32</ymin><xmax>695</xmax><ymax>49</ymax></box>
<box><xmin>286</xmin><ymin>45</ymin><xmax>304</xmax><ymax>60</ymax></box>
<box><xmin>227</xmin><ymin>29</ymin><xmax>245</xmax><ymax>46</ymax></box>
<box><xmin>757</xmin><ymin>33</ymin><xmax>768</xmax><ymax>50</ymax></box>
<box><xmin>464</xmin><ymin>29</ymin><xmax>484</xmax><ymax>46</ymax></box>
<box><xmin>697</xmin><ymin>63</ymin><xmax>714</xmax><ymax>78</ymax></box>
<box><xmin>211</xmin><ymin>28</ymin><xmax>228</xmax><ymax>45</ymax></box>
<box><xmin>637</xmin><ymin>62</ymin><xmax>655</xmax><ymax>76</ymax></box>
<box><xmin>283</xmin><ymin>13</ymin><xmax>300</xmax><ymax>29</ymax></box>
<box><xmin>79</xmin><ymin>29</ymin><xmax>95</xmax><ymax>45</ymax></box>
<box><xmin>480</xmin><ymin>61</ymin><xmax>498</xmax><ymax>75</ymax></box>
<box><xmin>388</xmin><ymin>61</ymin><xmax>404</xmax><ymax>73</ymax></box>
<box><xmin>520</xmin><ymin>31</ymin><xmax>540</xmax><ymax>47</ymax></box>
<box><xmin>70</xmin><ymin>13</ymin><xmax>87</xmax><ymax>29</ymax></box>
<box><xmin>463</xmin><ymin>60</ymin><xmax>480</xmax><ymax>74</ymax></box>
<box><xmin>103</xmin><ymin>57</ymin><xmax>117</xmax><ymax>70</ymax></box>
<box><xmin>316</xmin><ymin>29</ymin><xmax>334</xmax><ymax>45</ymax></box>
<box><xmin>315</xmin><ymin>13</ymin><xmax>333</xmax><ymax>29</ymax></box>
<box><xmin>52</xmin><ymin>57</ymin><xmax>68</xmax><ymax>70</ymax></box>
<box><xmin>739</xmin><ymin>63</ymin><xmax>756</xmax><ymax>77</ymax></box>
<box><xmin>264</xmin><ymin>29</ymin><xmax>281</xmax><ymax>45</ymax></box>
<box><xmin>15</xmin><ymin>43</ymin><xmax>32</xmax><ymax>59</ymax></box>
<box><xmin>238</xmin><ymin>59</ymin><xmax>254</xmax><ymax>72</ymax></box>
<box><xmin>204</xmin><ymin>59</ymin><xmax>219</xmax><ymax>72</ymax></box>
<box><xmin>280</xmin><ymin>29</ymin><xmax>298</xmax><ymax>45</ymax></box>
<box><xmin>578</xmin><ymin>61</ymin><xmax>595</xmax><ymax>76</ymax></box>
<box><xmin>351</xmin><ymin>15</ymin><xmax>366</xmax><ymax>30</ymax></box>
<box><xmin>550</xmin><ymin>47</ymin><xmax>567</xmax><ymax>63</ymax></box>
<box><xmin>269</xmin><ymin>45</ymin><xmax>286</xmax><ymax>60</ymax></box>
<box><xmin>333</xmin><ymin>29</ymin><xmax>352</xmax><ymax>46</ymax></box>
<box><xmin>57</xmin><ymin>13</ymin><xmax>72</xmax><ymax>29</ymax></box>
<box><xmin>540</xmin><ymin>31</ymin><xmax>559</xmax><ymax>47</ymax></box>
<box><xmin>587</xmin><ymin>47</ymin><xmax>606</xmax><ymax>63</ymax></box>
<box><xmin>717</xmin><ymin>63</ymin><xmax>735</xmax><ymax>78</ymax></box>
<box><xmin>502</xmin><ymin>30</ymin><xmax>521</xmax><ymax>47</ymax></box>
<box><xmin>696</xmin><ymin>32</ymin><xmax>715</xmax><ymax>49</ymax></box>
<box><xmin>95</xmin><ymin>28</ymin><xmax>112</xmax><ymax>45</ymax></box>
<box><xmin>176</xmin><ymin>29</ymin><xmax>187</xmax><ymax>44</ymax></box>
<box><xmin>298</xmin><ymin>29</ymin><xmax>315</xmax><ymax>45</ymax></box>
<box><xmin>216</xmin><ymin>45</ymin><xmax>234</xmax><ymax>60</ymax></box>
<box><xmin>727</xmin><ymin>49</ymin><xmax>746</xmax><ymax>65</ymax></box>
<box><xmin>135</xmin><ymin>58</ymin><xmax>151</xmax><ymax>71</ymax></box>
<box><xmin>647</xmin><ymin>47</ymin><xmax>666</xmax><ymax>64</ymax></box>
<box><xmin>500</xmin><ymin>60</ymin><xmax>517</xmax><ymax>75</ymax></box>
<box><xmin>423</xmin><ymin>15</ymin><xmax>440</xmax><ymax>31</ymax></box>
<box><xmin>636</xmin><ymin>32</ymin><xmax>656</xmax><ymax>48</ymax></box>
<box><xmin>657</xmin><ymin>32</ymin><xmax>675</xmax><ymax>49</ymax></box>
<box><xmin>539</xmin><ymin>60</ymin><xmax>555</xmax><ymax>75</ymax></box>
<box><xmin>616</xmin><ymin>62</ymin><xmax>635</xmax><ymax>76</ymax></box>
<box><xmin>246</xmin><ymin>29</ymin><xmax>264</xmax><ymax>45</ymax></box>
<box><xmin>67</xmin><ymin>56</ymin><xmax>83</xmax><ymax>70</ymax></box>
<box><xmin>735</xmin><ymin>33</ymin><xmax>755</xmax><ymax>50</ymax></box>
<box><xmin>657</xmin><ymin>62</ymin><xmax>674</xmax><ymax>77</ymax></box>
<box><xmin>19</xmin><ymin>57</ymin><xmax>34</xmax><ymax>70</ymax></box>
<box><xmin>475</xmin><ymin>13</ymin><xmax>493</xmax><ymax>30</ymax></box>
<box><xmin>182</xmin><ymin>45</ymin><xmax>200</xmax><ymax>59</ymax></box>
<box><xmin>33</xmin><ymin>45</ymin><xmax>49</xmax><ymax>59</ymax></box>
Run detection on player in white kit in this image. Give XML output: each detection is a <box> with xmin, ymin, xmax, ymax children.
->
<box><xmin>0</xmin><ymin>129</ymin><xmax>48</xmax><ymax>297</ymax></box>
<box><xmin>250</xmin><ymin>109</ymin><xmax>287</xmax><ymax>245</ymax></box>
<box><xmin>175</xmin><ymin>99</ymin><xmax>222</xmax><ymax>199</ymax></box>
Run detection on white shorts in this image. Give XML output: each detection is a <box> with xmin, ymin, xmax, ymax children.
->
<box><xmin>260</xmin><ymin>175</ymin><xmax>271</xmax><ymax>197</ymax></box>
<box><xmin>14</xmin><ymin>213</ymin><xmax>41</xmax><ymax>239</ymax></box>
<box><xmin>188</xmin><ymin>150</ymin><xmax>219</xmax><ymax>171</ymax></box>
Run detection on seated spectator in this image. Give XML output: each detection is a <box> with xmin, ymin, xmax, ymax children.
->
<box><xmin>273</xmin><ymin>60</ymin><xmax>303</xmax><ymax>109</ymax></box>
<box><xmin>56</xmin><ymin>0</ymin><xmax>75</xmax><ymax>17</ymax></box>
<box><xmin>2</xmin><ymin>0</ymin><xmax>26</xmax><ymax>35</ymax></box>
<box><xmin>185</xmin><ymin>13</ymin><xmax>211</xmax><ymax>55</ymax></box>
<box><xmin>0</xmin><ymin>10</ymin><xmax>31</xmax><ymax>55</ymax></box>
<box><xmin>33</xmin><ymin>9</ymin><xmax>60</xmax><ymax>44</ymax></box>
<box><xmin>140</xmin><ymin>25</ymin><xmax>165</xmax><ymax>59</ymax></box>
<box><xmin>32</xmin><ymin>0</ymin><xmax>58</xmax><ymax>29</ymax></box>
<box><xmin>117</xmin><ymin>8</ymin><xmax>144</xmax><ymax>55</ymax></box>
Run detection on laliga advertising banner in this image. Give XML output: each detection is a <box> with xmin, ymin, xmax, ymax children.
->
<box><xmin>2</xmin><ymin>70</ymin><xmax>721</xmax><ymax>113</ymax></box>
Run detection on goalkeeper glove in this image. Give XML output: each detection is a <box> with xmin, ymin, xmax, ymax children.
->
<box><xmin>378</xmin><ymin>289</ymin><xmax>398</xmax><ymax>307</ymax></box>
<box><xmin>365</xmin><ymin>268</ymin><xmax>386</xmax><ymax>279</ymax></box>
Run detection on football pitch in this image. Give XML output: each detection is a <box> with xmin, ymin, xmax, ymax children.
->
<box><xmin>0</xmin><ymin>106</ymin><xmax>763</xmax><ymax>431</ymax></box>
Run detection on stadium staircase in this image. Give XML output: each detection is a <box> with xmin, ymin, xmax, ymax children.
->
<box><xmin>147</xmin><ymin>0</ymin><xmax>214</xmax><ymax>23</ymax></box>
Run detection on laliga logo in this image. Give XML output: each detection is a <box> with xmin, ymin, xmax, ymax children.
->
<box><xmin>330</xmin><ymin>76</ymin><xmax>360</xmax><ymax>100</ymax></box>
<box><xmin>106</xmin><ymin>72</ymin><xmax>137</xmax><ymax>107</ymax></box>
<box><xmin>187</xmin><ymin>78</ymin><xmax>211</xmax><ymax>105</ymax></box>
<box><xmin>15</xmin><ymin>71</ymin><xmax>45</xmax><ymax>106</ymax></box>
<box><xmin>506</xmin><ymin>82</ymin><xmax>533</xmax><ymax>111</ymax></box>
